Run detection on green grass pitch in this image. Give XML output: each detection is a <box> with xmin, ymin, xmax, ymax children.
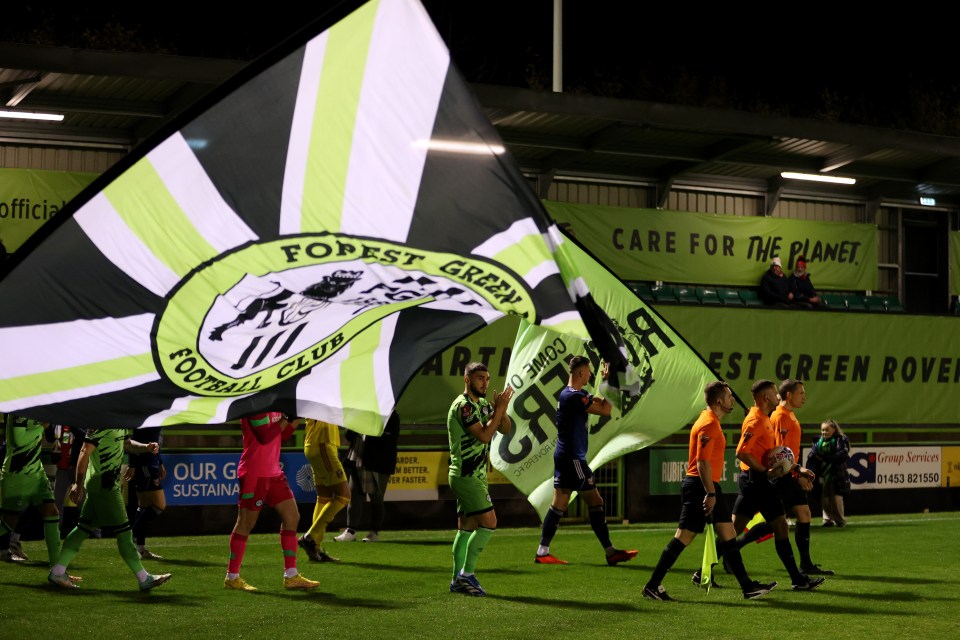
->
<box><xmin>1</xmin><ymin>512</ymin><xmax>957</xmax><ymax>639</ymax></box>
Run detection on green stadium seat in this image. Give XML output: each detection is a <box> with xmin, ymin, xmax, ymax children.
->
<box><xmin>843</xmin><ymin>295</ymin><xmax>867</xmax><ymax>311</ymax></box>
<box><xmin>884</xmin><ymin>296</ymin><xmax>904</xmax><ymax>312</ymax></box>
<box><xmin>719</xmin><ymin>288</ymin><xmax>744</xmax><ymax>306</ymax></box>
<box><xmin>739</xmin><ymin>289</ymin><xmax>765</xmax><ymax>307</ymax></box>
<box><xmin>651</xmin><ymin>284</ymin><xmax>677</xmax><ymax>303</ymax></box>
<box><xmin>865</xmin><ymin>295</ymin><xmax>902</xmax><ymax>312</ymax></box>
<box><xmin>675</xmin><ymin>286</ymin><xmax>699</xmax><ymax>304</ymax></box>
<box><xmin>631</xmin><ymin>282</ymin><xmax>655</xmax><ymax>303</ymax></box>
<box><xmin>696</xmin><ymin>287</ymin><xmax>722</xmax><ymax>305</ymax></box>
<box><xmin>821</xmin><ymin>293</ymin><xmax>845</xmax><ymax>310</ymax></box>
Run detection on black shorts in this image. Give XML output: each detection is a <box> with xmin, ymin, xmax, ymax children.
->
<box><xmin>132</xmin><ymin>463</ymin><xmax>163</xmax><ymax>493</ymax></box>
<box><xmin>732</xmin><ymin>471</ymin><xmax>785</xmax><ymax>521</ymax></box>
<box><xmin>553</xmin><ymin>458</ymin><xmax>595</xmax><ymax>492</ymax></box>
<box><xmin>773</xmin><ymin>476</ymin><xmax>806</xmax><ymax>510</ymax></box>
<box><xmin>677</xmin><ymin>477</ymin><xmax>732</xmax><ymax>533</ymax></box>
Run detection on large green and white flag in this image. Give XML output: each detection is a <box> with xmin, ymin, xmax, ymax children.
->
<box><xmin>491</xmin><ymin>237</ymin><xmax>719</xmax><ymax>518</ymax></box>
<box><xmin>0</xmin><ymin>0</ymin><xmax>630</xmax><ymax>434</ymax></box>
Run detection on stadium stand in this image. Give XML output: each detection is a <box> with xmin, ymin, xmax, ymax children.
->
<box><xmin>630</xmin><ymin>282</ymin><xmax>905</xmax><ymax>314</ymax></box>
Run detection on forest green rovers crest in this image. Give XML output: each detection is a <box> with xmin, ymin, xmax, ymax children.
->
<box><xmin>154</xmin><ymin>234</ymin><xmax>536</xmax><ymax>395</ymax></box>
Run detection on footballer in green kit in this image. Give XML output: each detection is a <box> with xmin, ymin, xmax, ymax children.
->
<box><xmin>47</xmin><ymin>427</ymin><xmax>172</xmax><ymax>591</ymax></box>
<box><xmin>446</xmin><ymin>362</ymin><xmax>513</xmax><ymax>597</ymax></box>
<box><xmin>1</xmin><ymin>414</ymin><xmax>60</xmax><ymax>565</ymax></box>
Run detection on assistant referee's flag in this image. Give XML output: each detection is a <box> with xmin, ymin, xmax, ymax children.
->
<box><xmin>701</xmin><ymin>521</ymin><xmax>719</xmax><ymax>593</ymax></box>
<box><xmin>0</xmin><ymin>0</ymin><xmax>631</xmax><ymax>434</ymax></box>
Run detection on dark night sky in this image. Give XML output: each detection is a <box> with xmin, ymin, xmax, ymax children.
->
<box><xmin>2</xmin><ymin>1</ymin><xmax>957</xmax><ymax>133</ymax></box>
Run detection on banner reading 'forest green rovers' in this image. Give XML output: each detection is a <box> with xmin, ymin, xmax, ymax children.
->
<box><xmin>951</xmin><ymin>231</ymin><xmax>960</xmax><ymax>296</ymax></box>
<box><xmin>544</xmin><ymin>201</ymin><xmax>877</xmax><ymax>290</ymax></box>
<box><xmin>0</xmin><ymin>169</ymin><xmax>98</xmax><ymax>252</ymax></box>
<box><xmin>657</xmin><ymin>306</ymin><xmax>960</xmax><ymax>425</ymax></box>
<box><xmin>491</xmin><ymin>239</ymin><xmax>718</xmax><ymax>519</ymax></box>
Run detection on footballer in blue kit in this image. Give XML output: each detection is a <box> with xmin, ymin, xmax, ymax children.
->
<box><xmin>554</xmin><ymin>385</ymin><xmax>596</xmax><ymax>491</ymax></box>
<box><xmin>534</xmin><ymin>356</ymin><xmax>637</xmax><ymax>566</ymax></box>
<box><xmin>127</xmin><ymin>426</ymin><xmax>167</xmax><ymax>560</ymax></box>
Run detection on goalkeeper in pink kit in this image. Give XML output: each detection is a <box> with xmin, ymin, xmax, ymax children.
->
<box><xmin>224</xmin><ymin>411</ymin><xmax>319</xmax><ymax>591</ymax></box>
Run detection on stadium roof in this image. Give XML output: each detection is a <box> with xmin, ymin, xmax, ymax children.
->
<box><xmin>3</xmin><ymin>42</ymin><xmax>960</xmax><ymax>211</ymax></box>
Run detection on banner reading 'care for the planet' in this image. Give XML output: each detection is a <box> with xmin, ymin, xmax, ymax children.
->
<box><xmin>0</xmin><ymin>169</ymin><xmax>97</xmax><ymax>252</ymax></box>
<box><xmin>543</xmin><ymin>200</ymin><xmax>878</xmax><ymax>291</ymax></box>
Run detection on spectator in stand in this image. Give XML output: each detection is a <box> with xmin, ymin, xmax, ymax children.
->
<box><xmin>759</xmin><ymin>257</ymin><xmax>795</xmax><ymax>308</ymax></box>
<box><xmin>789</xmin><ymin>256</ymin><xmax>823</xmax><ymax>309</ymax></box>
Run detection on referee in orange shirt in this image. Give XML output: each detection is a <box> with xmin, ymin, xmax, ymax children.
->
<box><xmin>769</xmin><ymin>379</ymin><xmax>834</xmax><ymax>574</ymax></box>
<box><xmin>643</xmin><ymin>381</ymin><xmax>777</xmax><ymax>601</ymax></box>
<box><xmin>729</xmin><ymin>379</ymin><xmax>824</xmax><ymax>591</ymax></box>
